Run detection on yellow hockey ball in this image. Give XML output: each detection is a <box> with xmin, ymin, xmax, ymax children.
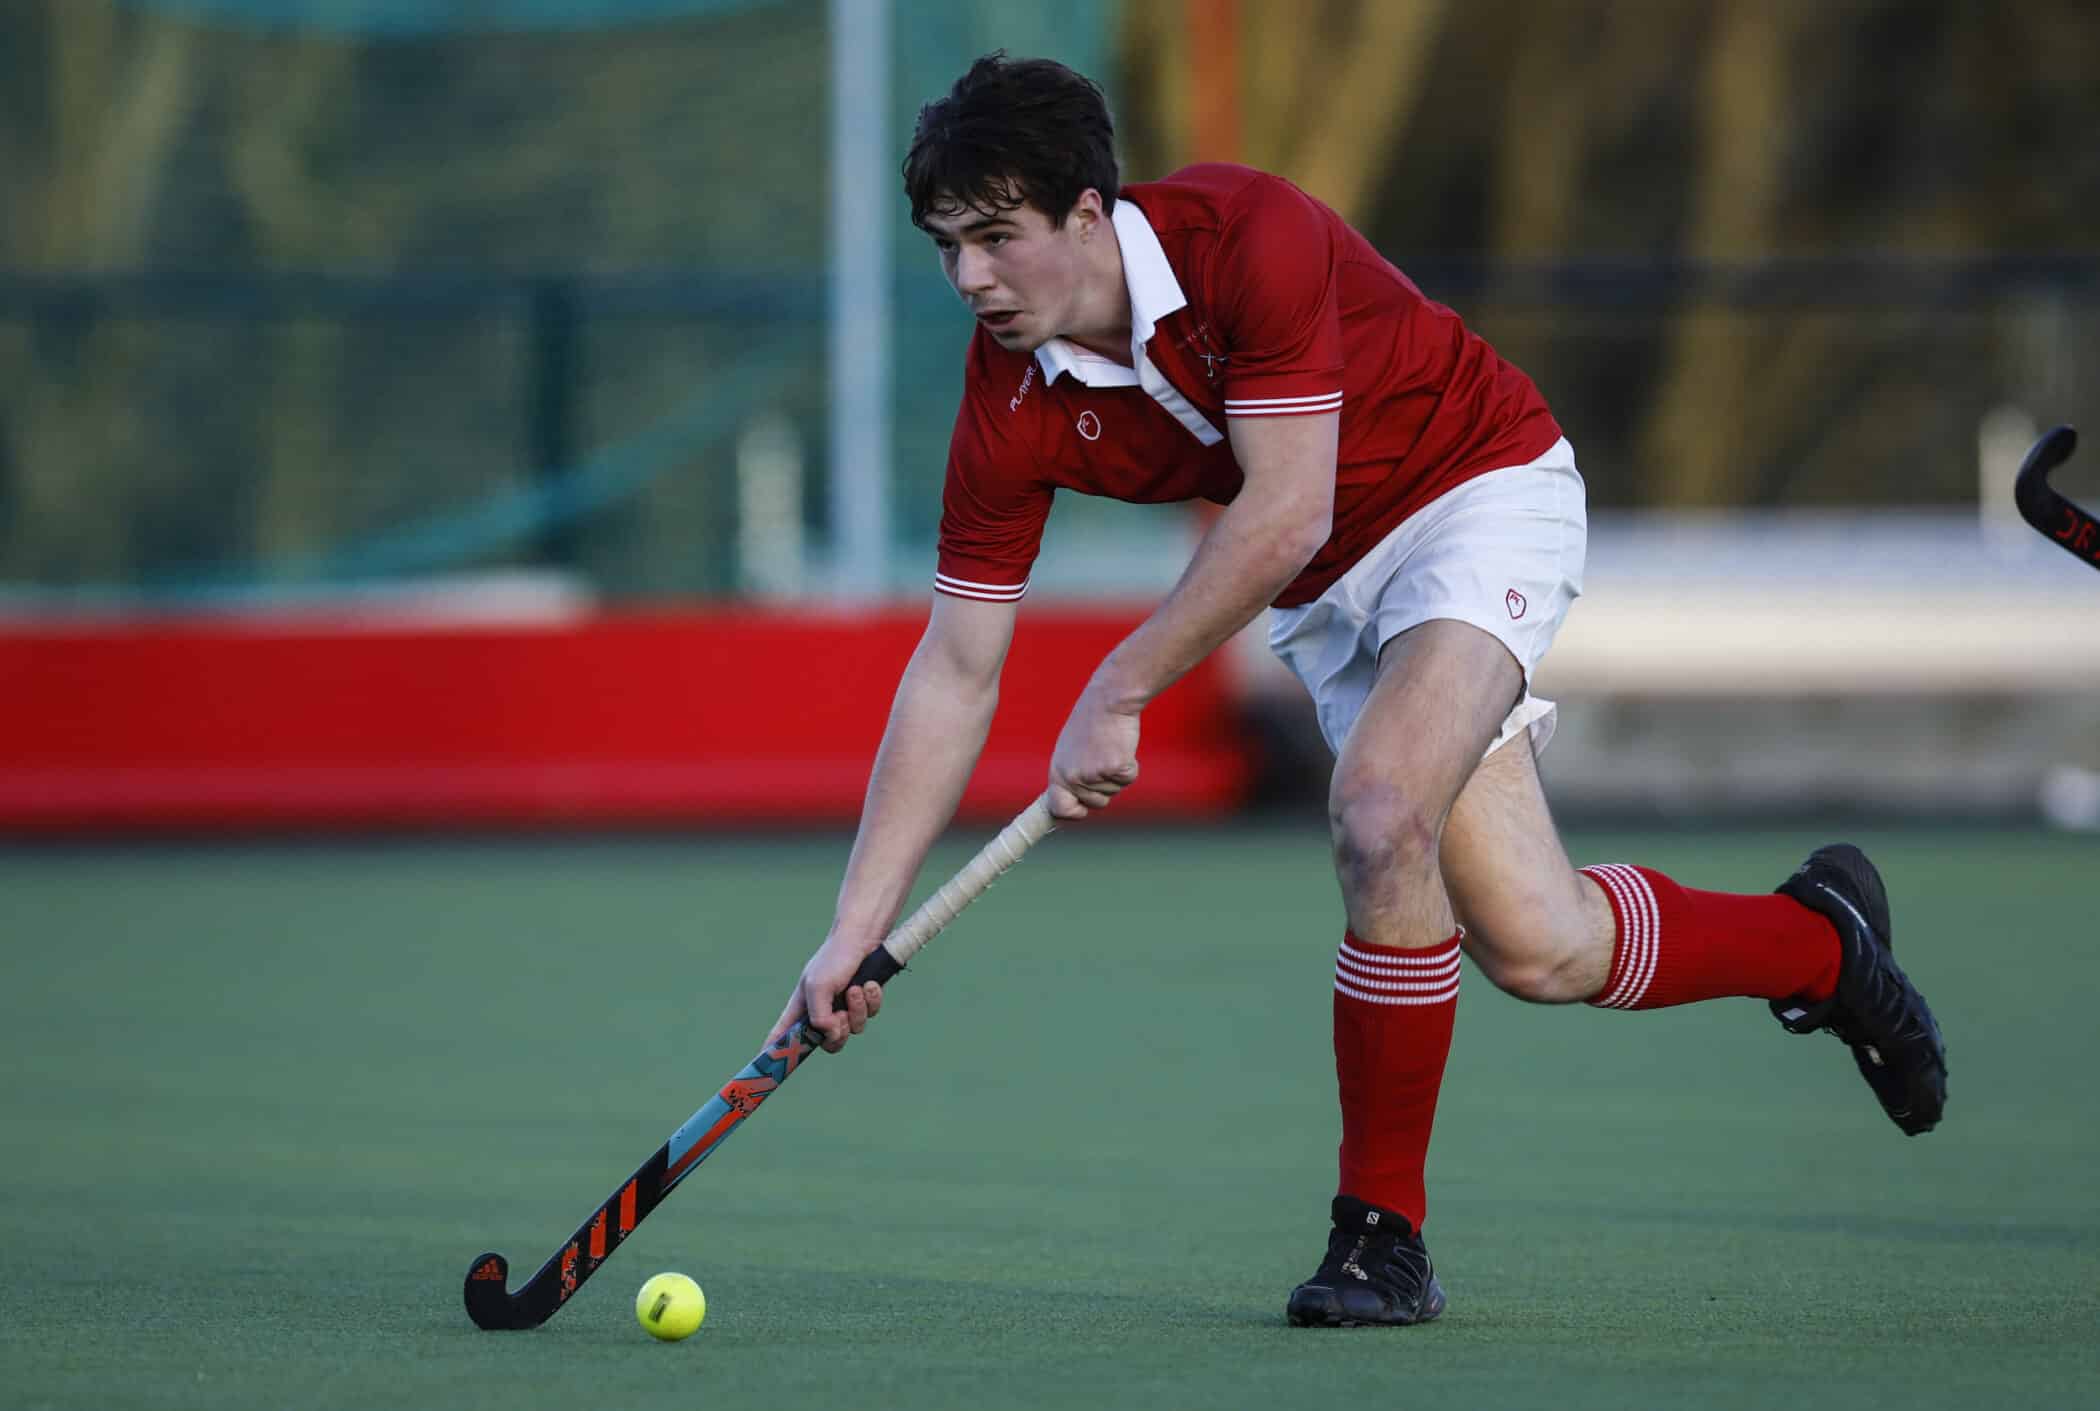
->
<box><xmin>635</xmin><ymin>1272</ymin><xmax>706</xmax><ymax>1341</ymax></box>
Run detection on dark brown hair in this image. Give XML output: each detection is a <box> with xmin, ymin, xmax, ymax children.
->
<box><xmin>903</xmin><ymin>52</ymin><xmax>1119</xmax><ymax>229</ymax></box>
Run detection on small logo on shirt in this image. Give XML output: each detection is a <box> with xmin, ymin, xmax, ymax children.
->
<box><xmin>1076</xmin><ymin>410</ymin><xmax>1103</xmax><ymax>441</ymax></box>
<box><xmin>1177</xmin><ymin>320</ymin><xmax>1229</xmax><ymax>379</ymax></box>
<box><xmin>1506</xmin><ymin>589</ymin><xmax>1528</xmax><ymax>620</ymax></box>
<box><xmin>1010</xmin><ymin>364</ymin><xmax>1036</xmax><ymax>413</ymax></box>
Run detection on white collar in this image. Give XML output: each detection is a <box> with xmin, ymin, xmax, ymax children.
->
<box><xmin>1033</xmin><ymin>197</ymin><xmax>1188</xmax><ymax>384</ymax></box>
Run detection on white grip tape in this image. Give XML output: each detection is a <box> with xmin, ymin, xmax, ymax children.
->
<box><xmin>883</xmin><ymin>796</ymin><xmax>1056</xmax><ymax>966</ymax></box>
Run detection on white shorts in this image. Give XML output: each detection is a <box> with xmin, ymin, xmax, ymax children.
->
<box><xmin>1267</xmin><ymin>437</ymin><xmax>1587</xmax><ymax>758</ymax></box>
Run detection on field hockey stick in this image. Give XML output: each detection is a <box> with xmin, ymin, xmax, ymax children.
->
<box><xmin>2014</xmin><ymin>425</ymin><xmax>2100</xmax><ymax>574</ymax></box>
<box><xmin>463</xmin><ymin>795</ymin><xmax>1057</xmax><ymax>1330</ymax></box>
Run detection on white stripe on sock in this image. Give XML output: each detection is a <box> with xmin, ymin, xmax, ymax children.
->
<box><xmin>1336</xmin><ymin>948</ymin><xmax>1461</xmax><ymax>978</ymax></box>
<box><xmin>1333</xmin><ymin>973</ymin><xmax>1460</xmax><ymax>1006</ymax></box>
<box><xmin>1585</xmin><ymin>864</ymin><xmax>1661</xmax><ymax>1008</ymax></box>
<box><xmin>1332</xmin><ymin>936</ymin><xmax>1462</xmax><ymax>1005</ymax></box>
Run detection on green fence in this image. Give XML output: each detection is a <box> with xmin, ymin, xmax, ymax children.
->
<box><xmin>4</xmin><ymin>0</ymin><xmax>1109</xmax><ymax>602</ymax></box>
<box><xmin>8</xmin><ymin>3</ymin><xmax>2098</xmax><ymax>604</ymax></box>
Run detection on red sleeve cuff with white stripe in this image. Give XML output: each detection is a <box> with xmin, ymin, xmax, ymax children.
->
<box><xmin>1224</xmin><ymin>390</ymin><xmax>1343</xmax><ymax>419</ymax></box>
<box><xmin>934</xmin><ymin>570</ymin><xmax>1028</xmax><ymax>603</ymax></box>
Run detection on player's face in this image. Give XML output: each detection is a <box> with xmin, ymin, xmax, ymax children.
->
<box><xmin>920</xmin><ymin>193</ymin><xmax>1097</xmax><ymax>352</ymax></box>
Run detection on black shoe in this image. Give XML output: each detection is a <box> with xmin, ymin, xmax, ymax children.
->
<box><xmin>1771</xmin><ymin>844</ymin><xmax>1947</xmax><ymax>1135</ymax></box>
<box><xmin>1285</xmin><ymin>1196</ymin><xmax>1446</xmax><ymax>1327</ymax></box>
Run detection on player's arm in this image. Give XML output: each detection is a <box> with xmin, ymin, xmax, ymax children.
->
<box><xmin>1047</xmin><ymin>411</ymin><xmax>1335</xmax><ymax>817</ymax></box>
<box><xmin>768</xmin><ymin>590</ymin><xmax>1018</xmax><ymax>1050</ymax></box>
<box><xmin>1053</xmin><ymin>175</ymin><xmax>1347</xmax><ymax>818</ymax></box>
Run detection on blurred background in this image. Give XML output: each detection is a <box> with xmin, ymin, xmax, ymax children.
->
<box><xmin>12</xmin><ymin>16</ymin><xmax>2100</xmax><ymax>1406</ymax></box>
<box><xmin>4</xmin><ymin>0</ymin><xmax>2099</xmax><ymax>831</ymax></box>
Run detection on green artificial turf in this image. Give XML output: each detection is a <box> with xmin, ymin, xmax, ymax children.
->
<box><xmin>3</xmin><ymin>825</ymin><xmax>2096</xmax><ymax>1410</ymax></box>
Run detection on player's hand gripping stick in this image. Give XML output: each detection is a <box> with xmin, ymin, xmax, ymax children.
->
<box><xmin>796</xmin><ymin>794</ymin><xmax>1058</xmax><ymax>1048</ymax></box>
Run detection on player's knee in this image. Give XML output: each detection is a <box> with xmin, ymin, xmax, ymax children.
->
<box><xmin>1328</xmin><ymin>779</ymin><xmax>1440</xmax><ymax>897</ymax></box>
<box><xmin>1465</xmin><ymin>921</ymin><xmax>1588</xmax><ymax>1005</ymax></box>
<box><xmin>1474</xmin><ymin>951</ymin><xmax>1573</xmax><ymax>1004</ymax></box>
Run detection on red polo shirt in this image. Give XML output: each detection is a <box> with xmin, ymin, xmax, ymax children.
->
<box><xmin>934</xmin><ymin>162</ymin><xmax>1560</xmax><ymax>609</ymax></box>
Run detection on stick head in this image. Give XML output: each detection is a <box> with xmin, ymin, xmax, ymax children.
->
<box><xmin>463</xmin><ymin>1251</ymin><xmax>547</xmax><ymax>1331</ymax></box>
<box><xmin>2014</xmin><ymin>424</ymin><xmax>2078</xmax><ymax>521</ymax></box>
<box><xmin>2012</xmin><ymin>424</ymin><xmax>2100</xmax><ymax>574</ymax></box>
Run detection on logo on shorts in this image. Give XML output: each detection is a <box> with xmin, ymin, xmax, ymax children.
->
<box><xmin>1505</xmin><ymin>589</ymin><xmax>1528</xmax><ymax>620</ymax></box>
<box><xmin>1076</xmin><ymin>410</ymin><xmax>1102</xmax><ymax>441</ymax></box>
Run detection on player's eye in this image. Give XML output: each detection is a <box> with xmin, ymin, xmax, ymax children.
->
<box><xmin>984</xmin><ymin>233</ymin><xmax>1009</xmax><ymax>249</ymax></box>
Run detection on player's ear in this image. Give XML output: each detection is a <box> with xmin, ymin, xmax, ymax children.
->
<box><xmin>1071</xmin><ymin>188</ymin><xmax>1104</xmax><ymax>239</ymax></box>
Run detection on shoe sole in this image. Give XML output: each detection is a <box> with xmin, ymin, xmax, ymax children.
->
<box><xmin>1285</xmin><ymin>1278</ymin><xmax>1447</xmax><ymax>1328</ymax></box>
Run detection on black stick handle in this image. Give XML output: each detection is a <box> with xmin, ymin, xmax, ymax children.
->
<box><xmin>843</xmin><ymin>944</ymin><xmax>905</xmax><ymax>990</ymax></box>
<box><xmin>795</xmin><ymin>945</ymin><xmax>904</xmax><ymax>1048</ymax></box>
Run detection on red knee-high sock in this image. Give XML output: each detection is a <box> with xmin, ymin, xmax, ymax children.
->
<box><xmin>1580</xmin><ymin>864</ymin><xmax>1839</xmax><ymax>1011</ymax></box>
<box><xmin>1332</xmin><ymin>929</ymin><xmax>1461</xmax><ymax>1229</ymax></box>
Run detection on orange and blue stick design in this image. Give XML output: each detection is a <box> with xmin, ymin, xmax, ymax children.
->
<box><xmin>461</xmin><ymin>795</ymin><xmax>1054</xmax><ymax>1331</ymax></box>
<box><xmin>462</xmin><ymin>954</ymin><xmax>888</xmax><ymax>1331</ymax></box>
<box><xmin>662</xmin><ymin>1034</ymin><xmax>806</xmax><ymax>1187</ymax></box>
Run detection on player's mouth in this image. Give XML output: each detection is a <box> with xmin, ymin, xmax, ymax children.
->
<box><xmin>976</xmin><ymin>309</ymin><xmax>1021</xmax><ymax>333</ymax></box>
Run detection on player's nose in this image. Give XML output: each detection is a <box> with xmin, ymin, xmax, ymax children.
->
<box><xmin>953</xmin><ymin>245</ymin><xmax>996</xmax><ymax>295</ymax></box>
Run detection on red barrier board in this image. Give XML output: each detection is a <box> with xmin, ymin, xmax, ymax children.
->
<box><xmin>0</xmin><ymin>608</ymin><xmax>1255</xmax><ymax>831</ymax></box>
